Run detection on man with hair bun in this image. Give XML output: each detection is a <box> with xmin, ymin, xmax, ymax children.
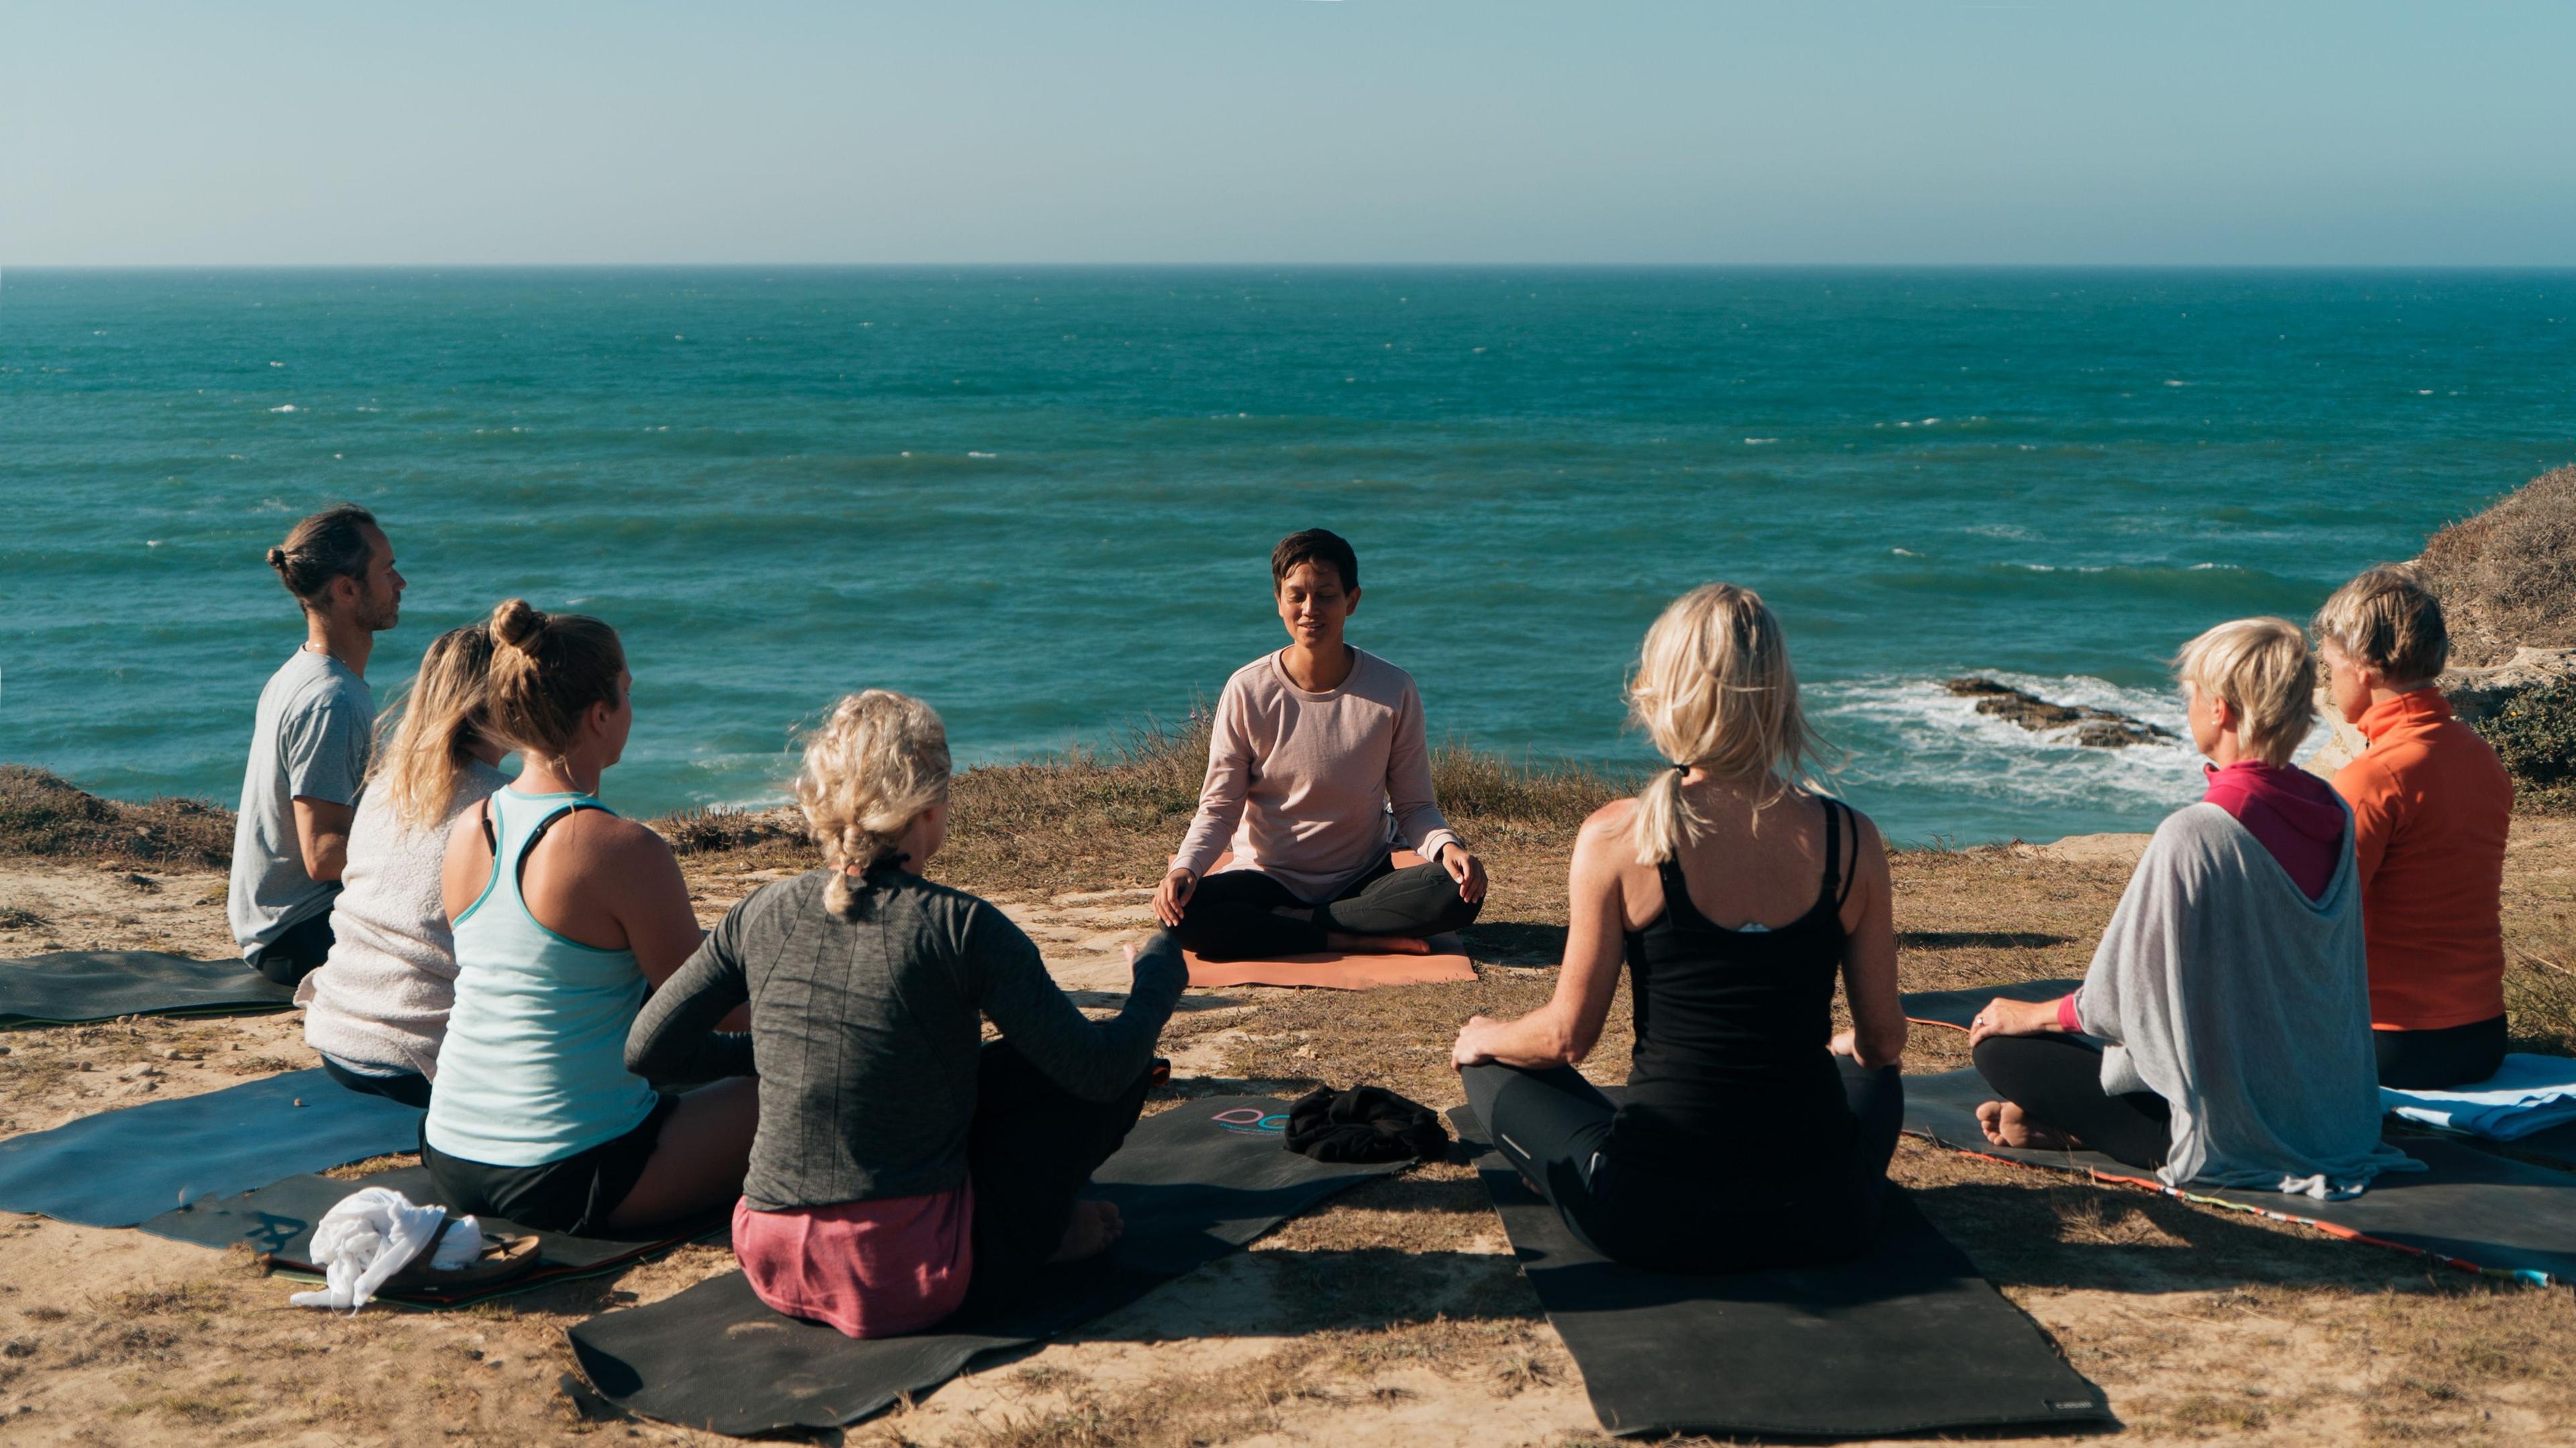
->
<box><xmin>228</xmin><ymin>504</ymin><xmax>405</xmax><ymax>986</ymax></box>
<box><xmin>2314</xmin><ymin>565</ymin><xmax>2515</xmax><ymax>1089</ymax></box>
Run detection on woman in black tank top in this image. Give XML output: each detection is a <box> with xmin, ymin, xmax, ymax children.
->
<box><xmin>1450</xmin><ymin>585</ymin><xmax>1910</xmax><ymax>1274</ymax></box>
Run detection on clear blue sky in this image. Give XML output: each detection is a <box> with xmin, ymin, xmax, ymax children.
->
<box><xmin>5</xmin><ymin>1</ymin><xmax>2572</xmax><ymax>266</ymax></box>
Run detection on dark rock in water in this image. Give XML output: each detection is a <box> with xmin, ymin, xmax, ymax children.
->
<box><xmin>1944</xmin><ymin>677</ymin><xmax>2176</xmax><ymax>749</ymax></box>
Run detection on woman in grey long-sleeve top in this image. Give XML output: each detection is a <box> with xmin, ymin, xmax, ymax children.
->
<box><xmin>627</xmin><ymin>691</ymin><xmax>1184</xmax><ymax>1338</ymax></box>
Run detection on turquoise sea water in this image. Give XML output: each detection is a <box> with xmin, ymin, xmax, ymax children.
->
<box><xmin>4</xmin><ymin>268</ymin><xmax>2571</xmax><ymax>845</ymax></box>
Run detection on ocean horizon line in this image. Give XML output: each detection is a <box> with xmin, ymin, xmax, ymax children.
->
<box><xmin>11</xmin><ymin>261</ymin><xmax>2576</xmax><ymax>276</ymax></box>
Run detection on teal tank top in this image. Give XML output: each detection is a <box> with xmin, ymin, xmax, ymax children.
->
<box><xmin>424</xmin><ymin>789</ymin><xmax>660</xmax><ymax>1166</ymax></box>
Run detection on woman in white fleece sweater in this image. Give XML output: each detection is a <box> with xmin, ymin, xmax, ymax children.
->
<box><xmin>1154</xmin><ymin>529</ymin><xmax>1489</xmax><ymax>960</ymax></box>
<box><xmin>297</xmin><ymin>623</ymin><xmax>508</xmax><ymax>1107</ymax></box>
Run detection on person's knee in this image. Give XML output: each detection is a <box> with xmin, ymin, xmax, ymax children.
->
<box><xmin>1970</xmin><ymin>1032</ymin><xmax>2017</xmax><ymax>1083</ymax></box>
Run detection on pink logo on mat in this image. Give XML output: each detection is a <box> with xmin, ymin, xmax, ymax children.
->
<box><xmin>1212</xmin><ymin>1107</ymin><xmax>1288</xmax><ymax>1135</ymax></box>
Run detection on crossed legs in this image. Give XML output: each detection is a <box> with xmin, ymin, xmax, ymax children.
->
<box><xmin>1178</xmin><ymin>855</ymin><xmax>1482</xmax><ymax>960</ymax></box>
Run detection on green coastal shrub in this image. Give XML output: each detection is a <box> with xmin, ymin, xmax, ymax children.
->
<box><xmin>2477</xmin><ymin>675</ymin><xmax>2576</xmax><ymax>812</ymax></box>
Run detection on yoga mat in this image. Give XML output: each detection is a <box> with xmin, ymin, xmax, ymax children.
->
<box><xmin>1184</xmin><ymin>934</ymin><xmax>1477</xmax><ymax>991</ymax></box>
<box><xmin>1904</xmin><ymin>1068</ymin><xmax>2576</xmax><ymax>1286</ymax></box>
<box><xmin>0</xmin><ymin>1070</ymin><xmax>421</xmax><ymax>1228</ymax></box>
<box><xmin>2453</xmin><ymin>1120</ymin><xmax>2576</xmax><ymax>1175</ymax></box>
<box><xmin>566</xmin><ymin>1095</ymin><xmax>1407</xmax><ymax>1435</ymax></box>
<box><xmin>1901</xmin><ymin>977</ymin><xmax>2085</xmax><ymax>1032</ymax></box>
<box><xmin>0</xmin><ymin>950</ymin><xmax>295</xmax><ymax>1028</ymax></box>
<box><xmin>141</xmin><ymin>1165</ymin><xmax>718</xmax><ymax>1307</ymax></box>
<box><xmin>1904</xmin><ymin>982</ymin><xmax>2576</xmax><ymax>1178</ymax></box>
<box><xmin>1449</xmin><ymin>1107</ymin><xmax>2112</xmax><ymax>1439</ymax></box>
<box><xmin>1182</xmin><ymin>850</ymin><xmax>1478</xmax><ymax>991</ymax></box>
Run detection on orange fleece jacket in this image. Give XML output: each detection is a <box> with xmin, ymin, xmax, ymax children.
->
<box><xmin>2331</xmin><ymin>690</ymin><xmax>2514</xmax><ymax>1032</ymax></box>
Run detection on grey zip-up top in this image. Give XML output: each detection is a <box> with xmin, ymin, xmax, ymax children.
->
<box><xmin>627</xmin><ymin>867</ymin><xmax>1185</xmax><ymax>1211</ymax></box>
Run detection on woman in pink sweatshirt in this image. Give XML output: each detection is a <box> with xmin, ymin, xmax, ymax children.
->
<box><xmin>1153</xmin><ymin>529</ymin><xmax>1487</xmax><ymax>960</ymax></box>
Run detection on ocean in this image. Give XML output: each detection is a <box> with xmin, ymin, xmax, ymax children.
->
<box><xmin>4</xmin><ymin>268</ymin><xmax>2570</xmax><ymax>846</ymax></box>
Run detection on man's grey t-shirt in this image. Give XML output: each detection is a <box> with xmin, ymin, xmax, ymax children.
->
<box><xmin>228</xmin><ymin>650</ymin><xmax>374</xmax><ymax>952</ymax></box>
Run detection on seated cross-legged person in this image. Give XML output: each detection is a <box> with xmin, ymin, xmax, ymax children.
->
<box><xmin>230</xmin><ymin>505</ymin><xmax>406</xmax><ymax>986</ymax></box>
<box><xmin>297</xmin><ymin>622</ymin><xmax>510</xmax><ymax>1109</ymax></box>
<box><xmin>423</xmin><ymin>600</ymin><xmax>757</xmax><ymax>1236</ymax></box>
<box><xmin>1971</xmin><ymin>618</ymin><xmax>2420</xmax><ymax>1198</ymax></box>
<box><xmin>2314</xmin><ymin>567</ymin><xmax>2515</xmax><ymax>1090</ymax></box>
<box><xmin>627</xmin><ymin>691</ymin><xmax>1185</xmax><ymax>1337</ymax></box>
<box><xmin>1155</xmin><ymin>528</ymin><xmax>1487</xmax><ymax>960</ymax></box>
<box><xmin>1450</xmin><ymin>583</ymin><xmax>1910</xmax><ymax>1274</ymax></box>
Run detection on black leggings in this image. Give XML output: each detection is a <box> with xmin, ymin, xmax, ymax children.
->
<box><xmin>1176</xmin><ymin>854</ymin><xmax>1481</xmax><ymax>960</ymax></box>
<box><xmin>319</xmin><ymin>1055</ymin><xmax>433</xmax><ymax>1111</ymax></box>
<box><xmin>1459</xmin><ymin>1057</ymin><xmax>1903</xmax><ymax>1273</ymax></box>
<box><xmin>1972</xmin><ymin>1032</ymin><xmax>2172</xmax><ymax>1171</ymax></box>
<box><xmin>247</xmin><ymin>909</ymin><xmax>335</xmax><ymax>987</ymax></box>
<box><xmin>955</xmin><ymin>1040</ymin><xmax>1155</xmax><ymax>1319</ymax></box>
<box><xmin>2375</xmin><ymin>1015</ymin><xmax>2508</xmax><ymax>1091</ymax></box>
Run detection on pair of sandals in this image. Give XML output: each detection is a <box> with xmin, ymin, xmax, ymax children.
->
<box><xmin>365</xmin><ymin>1218</ymin><xmax>544</xmax><ymax>1296</ymax></box>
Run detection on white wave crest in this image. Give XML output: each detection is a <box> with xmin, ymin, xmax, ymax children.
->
<box><xmin>1811</xmin><ymin>672</ymin><xmax>2200</xmax><ymax>817</ymax></box>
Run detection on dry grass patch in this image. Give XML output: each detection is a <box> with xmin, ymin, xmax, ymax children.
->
<box><xmin>932</xmin><ymin>718</ymin><xmax>1626</xmax><ymax>903</ymax></box>
<box><xmin>0</xmin><ymin>765</ymin><xmax>233</xmax><ymax>869</ymax></box>
<box><xmin>2418</xmin><ymin>463</ymin><xmax>2576</xmax><ymax>666</ymax></box>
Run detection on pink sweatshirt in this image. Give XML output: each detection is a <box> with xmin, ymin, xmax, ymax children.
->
<box><xmin>1172</xmin><ymin>649</ymin><xmax>1462</xmax><ymax>903</ymax></box>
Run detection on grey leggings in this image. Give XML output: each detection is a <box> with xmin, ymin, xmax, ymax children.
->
<box><xmin>1176</xmin><ymin>854</ymin><xmax>1481</xmax><ymax>960</ymax></box>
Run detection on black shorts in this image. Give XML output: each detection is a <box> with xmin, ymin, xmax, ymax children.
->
<box><xmin>421</xmin><ymin>1094</ymin><xmax>679</xmax><ymax>1236</ymax></box>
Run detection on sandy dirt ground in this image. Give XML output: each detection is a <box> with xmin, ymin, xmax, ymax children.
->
<box><xmin>3</xmin><ymin>826</ymin><xmax>2575</xmax><ymax>1447</ymax></box>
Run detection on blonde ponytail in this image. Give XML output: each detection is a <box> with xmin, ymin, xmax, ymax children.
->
<box><xmin>1623</xmin><ymin>583</ymin><xmax>1824</xmax><ymax>865</ymax></box>
<box><xmin>794</xmin><ymin>691</ymin><xmax>952</xmax><ymax>917</ymax></box>
<box><xmin>368</xmin><ymin>623</ymin><xmax>497</xmax><ymax>829</ymax></box>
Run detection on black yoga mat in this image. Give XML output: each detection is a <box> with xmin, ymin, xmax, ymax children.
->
<box><xmin>141</xmin><ymin>1165</ymin><xmax>719</xmax><ymax>1306</ymax></box>
<box><xmin>2460</xmin><ymin>1120</ymin><xmax>2576</xmax><ymax>1175</ymax></box>
<box><xmin>1449</xmin><ymin>1107</ymin><xmax>2111</xmax><ymax>1439</ymax></box>
<box><xmin>566</xmin><ymin>1095</ymin><xmax>1407</xmax><ymax>1435</ymax></box>
<box><xmin>1905</xmin><ymin>1068</ymin><xmax>2576</xmax><ymax>1286</ymax></box>
<box><xmin>0</xmin><ymin>1069</ymin><xmax>421</xmax><ymax>1228</ymax></box>
<box><xmin>1900</xmin><ymin>977</ymin><xmax>2086</xmax><ymax>1032</ymax></box>
<box><xmin>1902</xmin><ymin>981</ymin><xmax>2576</xmax><ymax>1180</ymax></box>
<box><xmin>0</xmin><ymin>950</ymin><xmax>296</xmax><ymax>1028</ymax></box>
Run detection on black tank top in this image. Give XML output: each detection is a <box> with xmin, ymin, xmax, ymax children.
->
<box><xmin>1609</xmin><ymin>796</ymin><xmax>1859</xmax><ymax>1176</ymax></box>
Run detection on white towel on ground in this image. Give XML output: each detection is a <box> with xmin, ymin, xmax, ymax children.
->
<box><xmin>2381</xmin><ymin>1055</ymin><xmax>2576</xmax><ymax>1141</ymax></box>
<box><xmin>287</xmin><ymin>1186</ymin><xmax>480</xmax><ymax>1313</ymax></box>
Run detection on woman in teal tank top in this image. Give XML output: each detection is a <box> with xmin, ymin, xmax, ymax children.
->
<box><xmin>425</xmin><ymin>600</ymin><xmax>757</xmax><ymax>1236</ymax></box>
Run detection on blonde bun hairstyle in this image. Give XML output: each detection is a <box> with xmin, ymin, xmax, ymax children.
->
<box><xmin>482</xmin><ymin>598</ymin><xmax>627</xmax><ymax>766</ymax></box>
<box><xmin>796</xmin><ymin>690</ymin><xmax>953</xmax><ymax>917</ymax></box>
<box><xmin>1625</xmin><ymin>582</ymin><xmax>1823</xmax><ymax>865</ymax></box>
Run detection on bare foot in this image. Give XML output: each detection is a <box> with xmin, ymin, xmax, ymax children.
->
<box><xmin>1324</xmin><ymin>931</ymin><xmax>1432</xmax><ymax>955</ymax></box>
<box><xmin>1049</xmin><ymin>1201</ymin><xmax>1123</xmax><ymax>1264</ymax></box>
<box><xmin>1976</xmin><ymin>1099</ymin><xmax>2078</xmax><ymax>1151</ymax></box>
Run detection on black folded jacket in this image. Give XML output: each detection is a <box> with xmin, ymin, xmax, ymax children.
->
<box><xmin>1285</xmin><ymin>1085</ymin><xmax>1449</xmax><ymax>1164</ymax></box>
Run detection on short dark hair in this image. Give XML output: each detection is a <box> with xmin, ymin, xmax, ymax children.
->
<box><xmin>1271</xmin><ymin>529</ymin><xmax>1358</xmax><ymax>593</ymax></box>
<box><xmin>267</xmin><ymin>504</ymin><xmax>380</xmax><ymax>606</ymax></box>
